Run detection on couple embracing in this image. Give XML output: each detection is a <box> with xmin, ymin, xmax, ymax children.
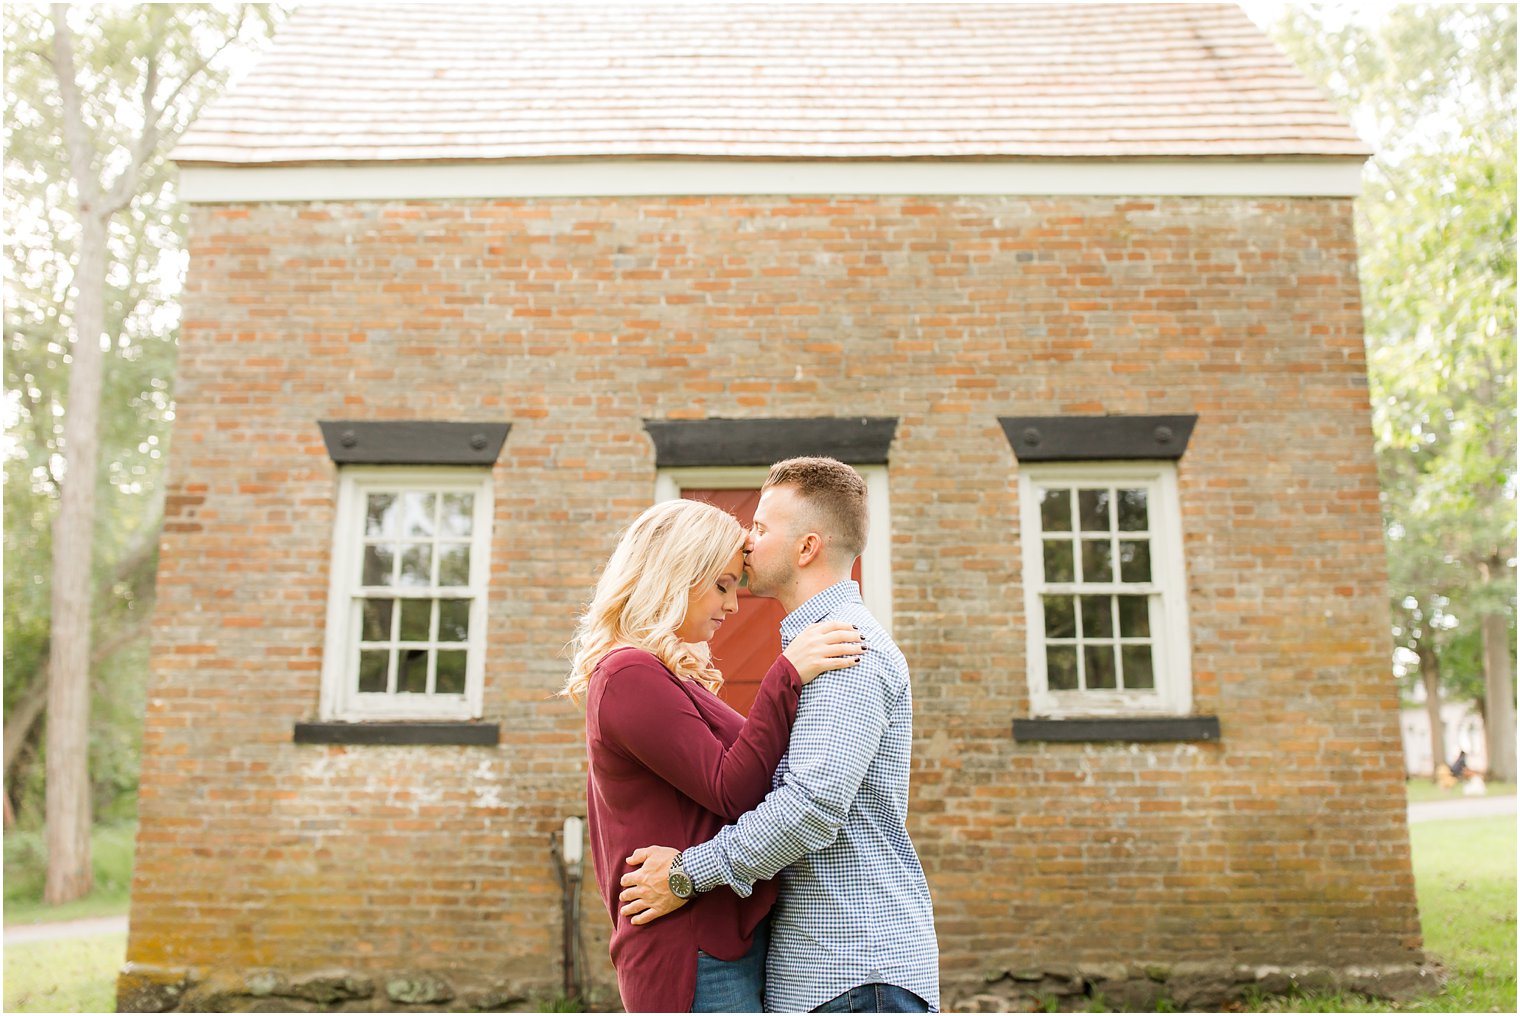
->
<box><xmin>562</xmin><ymin>457</ymin><xmax>939</xmax><ymax>1013</ymax></box>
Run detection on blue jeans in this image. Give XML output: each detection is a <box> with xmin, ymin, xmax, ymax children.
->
<box><xmin>811</xmin><ymin>983</ymin><xmax>930</xmax><ymax>1013</ymax></box>
<box><xmin>691</xmin><ymin>917</ymin><xmax>769</xmax><ymax>1013</ymax></box>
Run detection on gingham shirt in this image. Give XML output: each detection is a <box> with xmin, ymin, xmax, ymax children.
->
<box><xmin>683</xmin><ymin>581</ymin><xmax>940</xmax><ymax>1012</ymax></box>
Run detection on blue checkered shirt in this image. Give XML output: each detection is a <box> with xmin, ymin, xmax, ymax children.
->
<box><xmin>683</xmin><ymin>581</ymin><xmax>940</xmax><ymax>1012</ymax></box>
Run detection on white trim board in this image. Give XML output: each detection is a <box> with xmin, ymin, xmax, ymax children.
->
<box><xmin>178</xmin><ymin>160</ymin><xmax>1366</xmax><ymax>203</ymax></box>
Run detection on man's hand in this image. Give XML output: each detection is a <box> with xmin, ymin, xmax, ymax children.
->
<box><xmin>618</xmin><ymin>845</ymin><xmax>688</xmax><ymax>926</ymax></box>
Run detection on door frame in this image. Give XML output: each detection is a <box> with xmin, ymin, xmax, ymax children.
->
<box><xmin>654</xmin><ymin>465</ymin><xmax>894</xmax><ymax>634</ymax></box>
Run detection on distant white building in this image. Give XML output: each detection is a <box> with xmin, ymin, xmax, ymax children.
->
<box><xmin>1401</xmin><ymin>701</ymin><xmax>1487</xmax><ymax>776</ymax></box>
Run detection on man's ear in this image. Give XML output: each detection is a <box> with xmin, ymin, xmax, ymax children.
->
<box><xmin>796</xmin><ymin>532</ymin><xmax>824</xmax><ymax>568</ymax></box>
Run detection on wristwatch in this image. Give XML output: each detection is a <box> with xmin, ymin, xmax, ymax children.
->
<box><xmin>668</xmin><ymin>851</ymin><xmax>695</xmax><ymax>899</ymax></box>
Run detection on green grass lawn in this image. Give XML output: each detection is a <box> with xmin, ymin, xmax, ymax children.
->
<box><xmin>1399</xmin><ymin>816</ymin><xmax>1517</xmax><ymax>1012</ymax></box>
<box><xmin>3</xmin><ymin>932</ymin><xmax>126</xmax><ymax>1013</ymax></box>
<box><xmin>3</xmin><ymin>815</ymin><xmax>1515</xmax><ymax>1013</ymax></box>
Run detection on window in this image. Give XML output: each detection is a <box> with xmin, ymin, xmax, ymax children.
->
<box><xmin>319</xmin><ymin>468</ymin><xmax>493</xmax><ymax>721</ymax></box>
<box><xmin>1018</xmin><ymin>462</ymin><xmax>1191</xmax><ymax>717</ymax></box>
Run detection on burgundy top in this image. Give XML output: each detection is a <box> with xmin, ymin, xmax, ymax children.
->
<box><xmin>585</xmin><ymin>646</ymin><xmax>802</xmax><ymax>1013</ymax></box>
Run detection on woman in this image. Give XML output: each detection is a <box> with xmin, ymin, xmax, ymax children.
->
<box><xmin>564</xmin><ymin>499</ymin><xmax>863</xmax><ymax>1012</ymax></box>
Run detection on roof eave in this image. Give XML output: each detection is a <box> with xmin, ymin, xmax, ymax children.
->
<box><xmin>174</xmin><ymin>156</ymin><xmax>1371</xmax><ymax>203</ymax></box>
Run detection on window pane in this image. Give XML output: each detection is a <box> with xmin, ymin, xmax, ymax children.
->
<box><xmin>440</xmin><ymin>493</ymin><xmax>474</xmax><ymax>538</ymax></box>
<box><xmin>399</xmin><ymin>599</ymin><xmax>433</xmax><ymax>642</ymax></box>
<box><xmin>401</xmin><ymin>492</ymin><xmax>435</xmax><ymax>537</ymax></box>
<box><xmin>366</xmin><ymin>494</ymin><xmax>398</xmax><ymax>537</ymax></box>
<box><xmin>1117</xmin><ymin>488</ymin><xmax>1148</xmax><ymax>531</ymax></box>
<box><xmin>438</xmin><ymin>599</ymin><xmax>470</xmax><ymax>642</ymax></box>
<box><xmin>1085</xmin><ymin>645</ymin><xmax>1117</xmax><ymax>689</ymax></box>
<box><xmin>1039</xmin><ymin>488</ymin><xmax>1071</xmax><ymax>532</ymax></box>
<box><xmin>1043</xmin><ymin>539</ymin><xmax>1074</xmax><ymax>583</ymax></box>
<box><xmin>1042</xmin><ymin>596</ymin><xmax>1075</xmax><ymax>639</ymax></box>
<box><xmin>362</xmin><ymin>544</ymin><xmax>395</xmax><ymax>587</ymax></box>
<box><xmin>399</xmin><ymin>544</ymin><xmax>433</xmax><ymax>587</ymax></box>
<box><xmin>1078</xmin><ymin>489</ymin><xmax>1111</xmax><ymax>532</ymax></box>
<box><xmin>436</xmin><ymin>651</ymin><xmax>467</xmax><ymax>695</ymax></box>
<box><xmin>1080</xmin><ymin>596</ymin><xmax>1113</xmax><ymax>638</ymax></box>
<box><xmin>1122</xmin><ymin>646</ymin><xmax>1155</xmax><ymax>690</ymax></box>
<box><xmin>361</xmin><ymin>599</ymin><xmax>393</xmax><ymax>641</ymax></box>
<box><xmin>358</xmin><ymin>650</ymin><xmax>390</xmax><ymax>693</ymax></box>
<box><xmin>1119</xmin><ymin>540</ymin><xmax>1151</xmax><ymax>583</ymax></box>
<box><xmin>1118</xmin><ymin>595</ymin><xmax>1151</xmax><ymax>637</ymax></box>
<box><xmin>1046</xmin><ymin>646</ymin><xmax>1078</xmax><ymax>691</ymax></box>
<box><xmin>438</xmin><ymin>544</ymin><xmax>471</xmax><ymax>587</ymax></box>
<box><xmin>1081</xmin><ymin>540</ymin><xmax>1112</xmax><ymax>582</ymax></box>
<box><xmin>397</xmin><ymin>648</ymin><xmax>429</xmax><ymax>693</ymax></box>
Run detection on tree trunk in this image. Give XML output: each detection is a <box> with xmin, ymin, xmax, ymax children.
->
<box><xmin>1418</xmin><ymin>645</ymin><xmax>1445</xmax><ymax>782</ymax></box>
<box><xmin>5</xmin><ymin>609</ymin><xmax>157</xmax><ymax>832</ymax></box>
<box><xmin>1480</xmin><ymin>612</ymin><xmax>1515</xmax><ymax>781</ymax></box>
<box><xmin>4</xmin><ymin>678</ymin><xmax>51</xmax><ymax>783</ymax></box>
<box><xmin>37</xmin><ymin>0</ymin><xmax>254</xmax><ymax>901</ymax></box>
<box><xmin>44</xmin><ymin>215</ymin><xmax>107</xmax><ymax>904</ymax></box>
<box><xmin>6</xmin><ymin>516</ymin><xmax>161</xmax><ymax>791</ymax></box>
<box><xmin>3</xmin><ymin>679</ymin><xmax>48</xmax><ymax>830</ymax></box>
<box><xmin>1479</xmin><ymin>557</ymin><xmax>1516</xmax><ymax>783</ymax></box>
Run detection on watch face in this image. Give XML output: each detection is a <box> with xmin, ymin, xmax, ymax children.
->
<box><xmin>669</xmin><ymin>870</ymin><xmax>695</xmax><ymax>899</ymax></box>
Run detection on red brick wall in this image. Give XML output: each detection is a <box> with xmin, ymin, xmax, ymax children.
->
<box><xmin>126</xmin><ymin>194</ymin><xmax>1420</xmax><ymax>1008</ymax></box>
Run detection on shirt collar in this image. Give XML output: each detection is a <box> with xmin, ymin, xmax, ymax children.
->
<box><xmin>779</xmin><ymin>579</ymin><xmax>864</xmax><ymax>646</ymax></box>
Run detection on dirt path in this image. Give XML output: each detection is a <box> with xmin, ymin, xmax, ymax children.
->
<box><xmin>1407</xmin><ymin>794</ymin><xmax>1517</xmax><ymax>824</ymax></box>
<box><xmin>3</xmin><ymin>913</ymin><xmax>127</xmax><ymax>944</ymax></box>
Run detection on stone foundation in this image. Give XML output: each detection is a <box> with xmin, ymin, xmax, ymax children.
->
<box><xmin>116</xmin><ymin>963</ymin><xmax>618</xmax><ymax>1013</ymax></box>
<box><xmin>119</xmin><ymin>958</ymin><xmax>1443</xmax><ymax>1013</ymax></box>
<box><xmin>950</xmin><ymin>959</ymin><xmax>1445</xmax><ymax>1012</ymax></box>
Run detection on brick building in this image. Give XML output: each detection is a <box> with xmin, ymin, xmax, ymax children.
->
<box><xmin>121</xmin><ymin>4</ymin><xmax>1430</xmax><ymax>1011</ymax></box>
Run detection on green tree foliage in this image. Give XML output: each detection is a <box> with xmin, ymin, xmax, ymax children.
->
<box><xmin>3</xmin><ymin>4</ymin><xmax>283</xmax><ymax>835</ymax></box>
<box><xmin>1273</xmin><ymin>4</ymin><xmax>1516</xmax><ymax>775</ymax></box>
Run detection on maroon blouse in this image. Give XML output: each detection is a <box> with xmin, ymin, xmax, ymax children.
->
<box><xmin>584</xmin><ymin>646</ymin><xmax>801</xmax><ymax>1013</ymax></box>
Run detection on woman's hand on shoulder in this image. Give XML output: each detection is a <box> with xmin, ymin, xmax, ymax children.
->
<box><xmin>782</xmin><ymin>620</ymin><xmax>865</xmax><ymax>685</ymax></box>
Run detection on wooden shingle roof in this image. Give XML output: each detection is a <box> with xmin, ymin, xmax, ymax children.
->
<box><xmin>174</xmin><ymin>2</ymin><xmax>1368</xmax><ymax>166</ymax></box>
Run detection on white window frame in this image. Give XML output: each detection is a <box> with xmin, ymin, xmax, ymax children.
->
<box><xmin>654</xmin><ymin>465</ymin><xmax>893</xmax><ymax>634</ymax></box>
<box><xmin>1018</xmin><ymin>461</ymin><xmax>1192</xmax><ymax>718</ymax></box>
<box><xmin>319</xmin><ymin>467</ymin><xmax>494</xmax><ymax>722</ymax></box>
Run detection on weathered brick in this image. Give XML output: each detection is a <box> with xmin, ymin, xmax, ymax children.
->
<box><xmin>129</xmin><ymin>195</ymin><xmax>1419</xmax><ymax>1009</ymax></box>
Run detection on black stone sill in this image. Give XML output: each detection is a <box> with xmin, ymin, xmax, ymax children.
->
<box><xmin>1013</xmin><ymin>716</ymin><xmax>1220</xmax><ymax>743</ymax></box>
<box><xmin>293</xmin><ymin>721</ymin><xmax>500</xmax><ymax>746</ymax></box>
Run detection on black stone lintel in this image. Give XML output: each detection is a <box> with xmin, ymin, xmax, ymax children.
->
<box><xmin>318</xmin><ymin>421</ymin><xmax>511</xmax><ymax>466</ymax></box>
<box><xmin>998</xmin><ymin>415</ymin><xmax>1197</xmax><ymax>462</ymax></box>
<box><xmin>293</xmin><ymin>721</ymin><xmax>500</xmax><ymax>746</ymax></box>
<box><xmin>644</xmin><ymin>417</ymin><xmax>898</xmax><ymax>468</ymax></box>
<box><xmin>1012</xmin><ymin>716</ymin><xmax>1221</xmax><ymax>743</ymax></box>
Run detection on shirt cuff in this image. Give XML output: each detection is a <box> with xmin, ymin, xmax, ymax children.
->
<box><xmin>683</xmin><ymin>839</ymin><xmax>745</xmax><ymax>897</ymax></box>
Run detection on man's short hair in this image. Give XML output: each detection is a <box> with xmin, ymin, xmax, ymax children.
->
<box><xmin>763</xmin><ymin>456</ymin><xmax>869</xmax><ymax>561</ymax></box>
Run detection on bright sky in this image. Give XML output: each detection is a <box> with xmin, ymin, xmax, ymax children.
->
<box><xmin>1238</xmin><ymin>1</ymin><xmax>1288</xmax><ymax>30</ymax></box>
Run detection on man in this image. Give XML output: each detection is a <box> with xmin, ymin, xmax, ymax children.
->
<box><xmin>618</xmin><ymin>456</ymin><xmax>940</xmax><ymax>1013</ymax></box>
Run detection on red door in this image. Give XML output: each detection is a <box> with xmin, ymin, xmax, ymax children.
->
<box><xmin>681</xmin><ymin>488</ymin><xmax>862</xmax><ymax>715</ymax></box>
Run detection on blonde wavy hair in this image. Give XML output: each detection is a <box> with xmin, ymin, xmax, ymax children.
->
<box><xmin>563</xmin><ymin>499</ymin><xmax>746</xmax><ymax>703</ymax></box>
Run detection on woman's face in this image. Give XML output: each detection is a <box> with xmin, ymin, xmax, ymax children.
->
<box><xmin>675</xmin><ymin>548</ymin><xmax>744</xmax><ymax>643</ymax></box>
